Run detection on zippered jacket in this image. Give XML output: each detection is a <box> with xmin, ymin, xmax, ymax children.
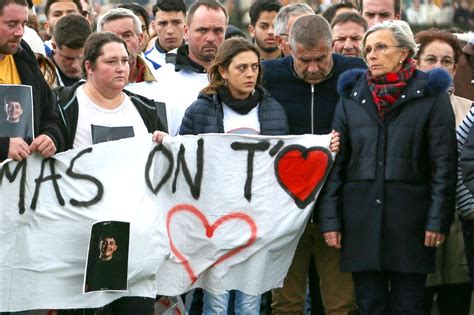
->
<box><xmin>262</xmin><ymin>54</ymin><xmax>366</xmax><ymax>135</ymax></box>
<box><xmin>54</xmin><ymin>80</ymin><xmax>166</xmax><ymax>150</ymax></box>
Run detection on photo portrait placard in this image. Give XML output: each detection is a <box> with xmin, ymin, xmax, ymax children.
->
<box><xmin>84</xmin><ymin>221</ymin><xmax>130</xmax><ymax>293</ymax></box>
<box><xmin>0</xmin><ymin>84</ymin><xmax>34</xmax><ymax>140</ymax></box>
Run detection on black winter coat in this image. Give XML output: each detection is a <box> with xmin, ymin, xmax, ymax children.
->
<box><xmin>0</xmin><ymin>41</ymin><xmax>64</xmax><ymax>161</ymax></box>
<box><xmin>318</xmin><ymin>68</ymin><xmax>457</xmax><ymax>274</ymax></box>
<box><xmin>179</xmin><ymin>89</ymin><xmax>289</xmax><ymax>136</ymax></box>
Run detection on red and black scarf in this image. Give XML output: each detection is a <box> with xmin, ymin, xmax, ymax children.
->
<box><xmin>366</xmin><ymin>58</ymin><xmax>416</xmax><ymax>119</ymax></box>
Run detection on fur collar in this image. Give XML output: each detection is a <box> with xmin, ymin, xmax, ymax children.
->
<box><xmin>337</xmin><ymin>68</ymin><xmax>452</xmax><ymax>98</ymax></box>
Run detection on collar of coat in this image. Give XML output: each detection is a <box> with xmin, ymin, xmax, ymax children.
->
<box><xmin>174</xmin><ymin>45</ymin><xmax>206</xmax><ymax>74</ymax></box>
<box><xmin>14</xmin><ymin>40</ymin><xmax>37</xmax><ymax>69</ymax></box>
<box><xmin>136</xmin><ymin>54</ymin><xmax>157</xmax><ymax>82</ymax></box>
<box><xmin>337</xmin><ymin>67</ymin><xmax>452</xmax><ymax>100</ymax></box>
<box><xmin>197</xmin><ymin>86</ymin><xmax>271</xmax><ymax>104</ymax></box>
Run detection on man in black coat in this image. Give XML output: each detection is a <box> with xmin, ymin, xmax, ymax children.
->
<box><xmin>262</xmin><ymin>15</ymin><xmax>365</xmax><ymax>315</ymax></box>
<box><xmin>0</xmin><ymin>0</ymin><xmax>64</xmax><ymax>162</ymax></box>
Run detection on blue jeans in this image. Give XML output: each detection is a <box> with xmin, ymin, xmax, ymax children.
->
<box><xmin>203</xmin><ymin>290</ymin><xmax>261</xmax><ymax>315</ymax></box>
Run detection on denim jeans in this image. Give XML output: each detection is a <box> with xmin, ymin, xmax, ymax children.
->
<box><xmin>203</xmin><ymin>290</ymin><xmax>261</xmax><ymax>315</ymax></box>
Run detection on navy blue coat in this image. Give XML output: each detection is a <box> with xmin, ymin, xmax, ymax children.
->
<box><xmin>262</xmin><ymin>54</ymin><xmax>366</xmax><ymax>135</ymax></box>
<box><xmin>318</xmin><ymin>68</ymin><xmax>457</xmax><ymax>274</ymax></box>
<box><xmin>179</xmin><ymin>89</ymin><xmax>289</xmax><ymax>136</ymax></box>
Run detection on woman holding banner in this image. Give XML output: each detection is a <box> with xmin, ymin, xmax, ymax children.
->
<box><xmin>172</xmin><ymin>36</ymin><xmax>340</xmax><ymax>315</ymax></box>
<box><xmin>55</xmin><ymin>32</ymin><xmax>166</xmax><ymax>150</ymax></box>
<box><xmin>178</xmin><ymin>36</ymin><xmax>288</xmax><ymax>315</ymax></box>
<box><xmin>54</xmin><ymin>32</ymin><xmax>166</xmax><ymax>314</ymax></box>
<box><xmin>318</xmin><ymin>21</ymin><xmax>457</xmax><ymax>314</ymax></box>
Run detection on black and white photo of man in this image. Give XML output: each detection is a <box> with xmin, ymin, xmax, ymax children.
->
<box><xmin>5</xmin><ymin>97</ymin><xmax>23</xmax><ymax>123</ymax></box>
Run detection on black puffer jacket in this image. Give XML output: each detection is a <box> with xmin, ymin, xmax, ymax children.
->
<box><xmin>319</xmin><ymin>68</ymin><xmax>457</xmax><ymax>274</ymax></box>
<box><xmin>179</xmin><ymin>88</ymin><xmax>289</xmax><ymax>135</ymax></box>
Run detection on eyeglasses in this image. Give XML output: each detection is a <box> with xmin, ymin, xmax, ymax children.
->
<box><xmin>421</xmin><ymin>56</ymin><xmax>455</xmax><ymax>67</ymax></box>
<box><xmin>362</xmin><ymin>43</ymin><xmax>403</xmax><ymax>57</ymax></box>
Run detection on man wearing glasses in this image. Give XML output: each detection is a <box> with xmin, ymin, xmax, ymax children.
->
<box><xmin>273</xmin><ymin>3</ymin><xmax>314</xmax><ymax>57</ymax></box>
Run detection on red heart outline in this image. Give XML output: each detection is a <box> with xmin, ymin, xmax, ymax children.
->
<box><xmin>166</xmin><ymin>204</ymin><xmax>258</xmax><ymax>283</ymax></box>
<box><xmin>275</xmin><ymin>145</ymin><xmax>332</xmax><ymax>209</ymax></box>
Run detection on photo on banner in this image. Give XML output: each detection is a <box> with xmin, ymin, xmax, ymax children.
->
<box><xmin>0</xmin><ymin>84</ymin><xmax>34</xmax><ymax>140</ymax></box>
<box><xmin>84</xmin><ymin>221</ymin><xmax>130</xmax><ymax>293</ymax></box>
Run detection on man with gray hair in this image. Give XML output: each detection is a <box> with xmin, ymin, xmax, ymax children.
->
<box><xmin>273</xmin><ymin>3</ymin><xmax>314</xmax><ymax>57</ymax></box>
<box><xmin>262</xmin><ymin>14</ymin><xmax>366</xmax><ymax>314</ymax></box>
<box><xmin>97</xmin><ymin>8</ymin><xmax>156</xmax><ymax>83</ymax></box>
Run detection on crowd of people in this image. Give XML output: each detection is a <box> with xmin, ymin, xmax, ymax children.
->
<box><xmin>1</xmin><ymin>0</ymin><xmax>474</xmax><ymax>314</ymax></box>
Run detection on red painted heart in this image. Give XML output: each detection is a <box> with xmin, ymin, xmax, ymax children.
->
<box><xmin>166</xmin><ymin>204</ymin><xmax>257</xmax><ymax>283</ymax></box>
<box><xmin>275</xmin><ymin>145</ymin><xmax>332</xmax><ymax>209</ymax></box>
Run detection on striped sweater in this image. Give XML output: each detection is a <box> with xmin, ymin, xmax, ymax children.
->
<box><xmin>455</xmin><ymin>95</ymin><xmax>474</xmax><ymax>217</ymax></box>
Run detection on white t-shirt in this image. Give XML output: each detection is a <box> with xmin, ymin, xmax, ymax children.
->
<box><xmin>154</xmin><ymin>64</ymin><xmax>209</xmax><ymax>136</ymax></box>
<box><xmin>73</xmin><ymin>85</ymin><xmax>149</xmax><ymax>149</ymax></box>
<box><xmin>222</xmin><ymin>103</ymin><xmax>260</xmax><ymax>135</ymax></box>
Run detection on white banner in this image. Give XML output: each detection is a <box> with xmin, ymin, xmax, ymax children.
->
<box><xmin>0</xmin><ymin>133</ymin><xmax>333</xmax><ymax>311</ymax></box>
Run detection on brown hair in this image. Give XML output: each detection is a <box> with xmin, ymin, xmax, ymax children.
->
<box><xmin>202</xmin><ymin>38</ymin><xmax>261</xmax><ymax>95</ymax></box>
<box><xmin>0</xmin><ymin>0</ymin><xmax>27</xmax><ymax>15</ymax></box>
<box><xmin>415</xmin><ymin>28</ymin><xmax>462</xmax><ymax>64</ymax></box>
<box><xmin>37</xmin><ymin>54</ymin><xmax>57</xmax><ymax>86</ymax></box>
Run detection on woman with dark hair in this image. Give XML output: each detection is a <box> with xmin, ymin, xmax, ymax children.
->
<box><xmin>55</xmin><ymin>32</ymin><xmax>165</xmax><ymax>150</ymax></box>
<box><xmin>147</xmin><ymin>36</ymin><xmax>341</xmax><ymax>314</ymax></box>
<box><xmin>165</xmin><ymin>37</ymin><xmax>278</xmax><ymax>314</ymax></box>
<box><xmin>178</xmin><ymin>36</ymin><xmax>288</xmax><ymax>314</ymax></box>
<box><xmin>179</xmin><ymin>37</ymin><xmax>288</xmax><ymax>137</ymax></box>
<box><xmin>415</xmin><ymin>28</ymin><xmax>472</xmax><ymax>315</ymax></box>
<box><xmin>319</xmin><ymin>20</ymin><xmax>457</xmax><ymax>314</ymax></box>
<box><xmin>54</xmin><ymin>32</ymin><xmax>165</xmax><ymax>315</ymax></box>
<box><xmin>172</xmin><ymin>36</ymin><xmax>339</xmax><ymax>315</ymax></box>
